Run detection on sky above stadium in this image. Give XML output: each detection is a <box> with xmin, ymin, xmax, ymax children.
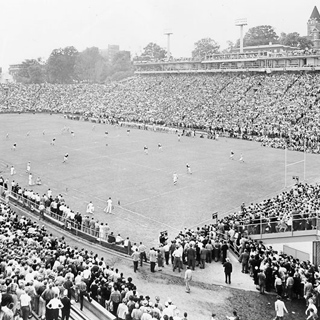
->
<box><xmin>0</xmin><ymin>0</ymin><xmax>318</xmax><ymax>70</ymax></box>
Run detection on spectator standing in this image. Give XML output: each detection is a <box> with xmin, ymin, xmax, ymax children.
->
<box><xmin>223</xmin><ymin>258</ymin><xmax>233</xmax><ymax>284</ymax></box>
<box><xmin>199</xmin><ymin>245</ymin><xmax>207</xmax><ymax>269</ymax></box>
<box><xmin>157</xmin><ymin>246</ymin><xmax>164</xmax><ymax>271</ymax></box>
<box><xmin>186</xmin><ymin>244</ymin><xmax>196</xmax><ymax>270</ymax></box>
<box><xmin>149</xmin><ymin>247</ymin><xmax>157</xmax><ymax>273</ymax></box>
<box><xmin>274</xmin><ymin>296</ymin><xmax>288</xmax><ymax>320</ymax></box>
<box><xmin>46</xmin><ymin>293</ymin><xmax>63</xmax><ymax>320</ymax></box>
<box><xmin>117</xmin><ymin>298</ymin><xmax>128</xmax><ymax>320</ymax></box>
<box><xmin>138</xmin><ymin>242</ymin><xmax>147</xmax><ymax>267</ymax></box>
<box><xmin>19</xmin><ymin>290</ymin><xmax>31</xmax><ymax>320</ymax></box>
<box><xmin>221</xmin><ymin>240</ymin><xmax>229</xmax><ymax>263</ymax></box>
<box><xmin>258</xmin><ymin>269</ymin><xmax>266</xmax><ymax>294</ymax></box>
<box><xmin>184</xmin><ymin>266</ymin><xmax>192</xmax><ymax>293</ymax></box>
<box><xmin>109</xmin><ymin>284</ymin><xmax>121</xmax><ymax>316</ymax></box>
<box><xmin>61</xmin><ymin>290</ymin><xmax>71</xmax><ymax>320</ymax></box>
<box><xmin>131</xmin><ymin>249</ymin><xmax>140</xmax><ymax>273</ymax></box>
<box><xmin>172</xmin><ymin>246</ymin><xmax>182</xmax><ymax>272</ymax></box>
<box><xmin>77</xmin><ymin>278</ymin><xmax>92</xmax><ymax>311</ymax></box>
<box><xmin>274</xmin><ymin>275</ymin><xmax>283</xmax><ymax>297</ymax></box>
<box><xmin>41</xmin><ymin>284</ymin><xmax>55</xmax><ymax>318</ymax></box>
<box><xmin>286</xmin><ymin>274</ymin><xmax>294</xmax><ymax>301</ymax></box>
<box><xmin>239</xmin><ymin>249</ymin><xmax>249</xmax><ymax>273</ymax></box>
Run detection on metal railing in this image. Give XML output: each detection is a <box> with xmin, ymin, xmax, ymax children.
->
<box><xmin>3</xmin><ymin>190</ymin><xmax>132</xmax><ymax>255</ymax></box>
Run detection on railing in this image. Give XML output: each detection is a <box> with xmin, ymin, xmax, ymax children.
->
<box><xmin>238</xmin><ymin>217</ymin><xmax>319</xmax><ymax>238</ymax></box>
<box><xmin>3</xmin><ymin>190</ymin><xmax>132</xmax><ymax>256</ymax></box>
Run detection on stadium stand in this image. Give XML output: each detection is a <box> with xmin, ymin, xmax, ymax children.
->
<box><xmin>1</xmin><ymin>72</ymin><xmax>320</xmax><ymax>153</ymax></box>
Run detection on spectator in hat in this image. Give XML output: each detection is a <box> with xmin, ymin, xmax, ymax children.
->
<box><xmin>223</xmin><ymin>258</ymin><xmax>233</xmax><ymax>285</ymax></box>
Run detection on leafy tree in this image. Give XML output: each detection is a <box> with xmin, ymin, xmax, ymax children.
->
<box><xmin>192</xmin><ymin>38</ymin><xmax>220</xmax><ymax>59</ymax></box>
<box><xmin>221</xmin><ymin>40</ymin><xmax>235</xmax><ymax>53</ymax></box>
<box><xmin>112</xmin><ymin>51</ymin><xmax>132</xmax><ymax>72</ymax></box>
<box><xmin>139</xmin><ymin>42</ymin><xmax>167</xmax><ymax>60</ymax></box>
<box><xmin>108</xmin><ymin>51</ymin><xmax>133</xmax><ymax>81</ymax></box>
<box><xmin>279</xmin><ymin>32</ymin><xmax>314</xmax><ymax>49</ymax></box>
<box><xmin>46</xmin><ymin>46</ymin><xmax>79</xmax><ymax>83</ymax></box>
<box><xmin>243</xmin><ymin>25</ymin><xmax>279</xmax><ymax>46</ymax></box>
<box><xmin>15</xmin><ymin>59</ymin><xmax>45</xmax><ymax>84</ymax></box>
<box><xmin>74</xmin><ymin>47</ymin><xmax>106</xmax><ymax>82</ymax></box>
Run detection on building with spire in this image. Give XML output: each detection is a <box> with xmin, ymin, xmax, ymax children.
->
<box><xmin>307</xmin><ymin>6</ymin><xmax>320</xmax><ymax>48</ymax></box>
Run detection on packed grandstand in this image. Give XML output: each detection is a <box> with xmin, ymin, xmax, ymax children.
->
<box><xmin>1</xmin><ymin>72</ymin><xmax>320</xmax><ymax>153</ymax></box>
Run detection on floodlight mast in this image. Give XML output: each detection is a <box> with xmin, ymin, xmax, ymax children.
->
<box><xmin>235</xmin><ymin>18</ymin><xmax>247</xmax><ymax>53</ymax></box>
<box><xmin>164</xmin><ymin>31</ymin><xmax>173</xmax><ymax>61</ymax></box>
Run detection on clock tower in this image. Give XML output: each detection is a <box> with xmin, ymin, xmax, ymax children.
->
<box><xmin>308</xmin><ymin>6</ymin><xmax>320</xmax><ymax>48</ymax></box>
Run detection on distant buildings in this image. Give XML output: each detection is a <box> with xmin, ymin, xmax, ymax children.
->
<box><xmin>100</xmin><ymin>44</ymin><xmax>120</xmax><ymax>62</ymax></box>
<box><xmin>8</xmin><ymin>64</ymin><xmax>23</xmax><ymax>77</ymax></box>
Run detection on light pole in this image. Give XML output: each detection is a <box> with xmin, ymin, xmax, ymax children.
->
<box><xmin>164</xmin><ymin>30</ymin><xmax>173</xmax><ymax>61</ymax></box>
<box><xmin>235</xmin><ymin>18</ymin><xmax>247</xmax><ymax>53</ymax></box>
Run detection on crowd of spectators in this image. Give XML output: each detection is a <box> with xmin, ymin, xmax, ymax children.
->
<box><xmin>0</xmin><ymin>195</ymin><xmax>186</xmax><ymax>320</ymax></box>
<box><xmin>171</xmin><ymin>181</ymin><xmax>320</xmax><ymax>314</ymax></box>
<box><xmin>2</xmin><ymin>72</ymin><xmax>320</xmax><ymax>153</ymax></box>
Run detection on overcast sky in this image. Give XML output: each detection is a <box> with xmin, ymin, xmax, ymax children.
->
<box><xmin>0</xmin><ymin>0</ymin><xmax>318</xmax><ymax>70</ymax></box>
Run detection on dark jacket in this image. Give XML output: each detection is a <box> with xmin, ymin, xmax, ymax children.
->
<box><xmin>223</xmin><ymin>261</ymin><xmax>233</xmax><ymax>274</ymax></box>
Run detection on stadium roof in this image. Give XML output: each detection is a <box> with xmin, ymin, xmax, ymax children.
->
<box><xmin>310</xmin><ymin>6</ymin><xmax>320</xmax><ymax>21</ymax></box>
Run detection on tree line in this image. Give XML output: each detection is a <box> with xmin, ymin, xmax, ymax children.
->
<box><xmin>14</xmin><ymin>25</ymin><xmax>314</xmax><ymax>84</ymax></box>
<box><xmin>15</xmin><ymin>46</ymin><xmax>133</xmax><ymax>84</ymax></box>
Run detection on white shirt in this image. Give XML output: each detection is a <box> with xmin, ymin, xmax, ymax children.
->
<box><xmin>275</xmin><ymin>300</ymin><xmax>288</xmax><ymax>316</ymax></box>
<box><xmin>20</xmin><ymin>293</ymin><xmax>31</xmax><ymax>307</ymax></box>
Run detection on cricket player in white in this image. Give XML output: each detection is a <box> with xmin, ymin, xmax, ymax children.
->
<box><xmin>186</xmin><ymin>164</ymin><xmax>192</xmax><ymax>174</ymax></box>
<box><xmin>173</xmin><ymin>173</ymin><xmax>178</xmax><ymax>185</ymax></box>
<box><xmin>104</xmin><ymin>197</ymin><xmax>113</xmax><ymax>214</ymax></box>
<box><xmin>26</xmin><ymin>162</ymin><xmax>31</xmax><ymax>173</ymax></box>
<box><xmin>10</xmin><ymin>166</ymin><xmax>15</xmax><ymax>176</ymax></box>
<box><xmin>230</xmin><ymin>150</ymin><xmax>234</xmax><ymax>160</ymax></box>
<box><xmin>28</xmin><ymin>173</ymin><xmax>33</xmax><ymax>186</ymax></box>
<box><xmin>86</xmin><ymin>201</ymin><xmax>95</xmax><ymax>214</ymax></box>
<box><xmin>239</xmin><ymin>153</ymin><xmax>244</xmax><ymax>162</ymax></box>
